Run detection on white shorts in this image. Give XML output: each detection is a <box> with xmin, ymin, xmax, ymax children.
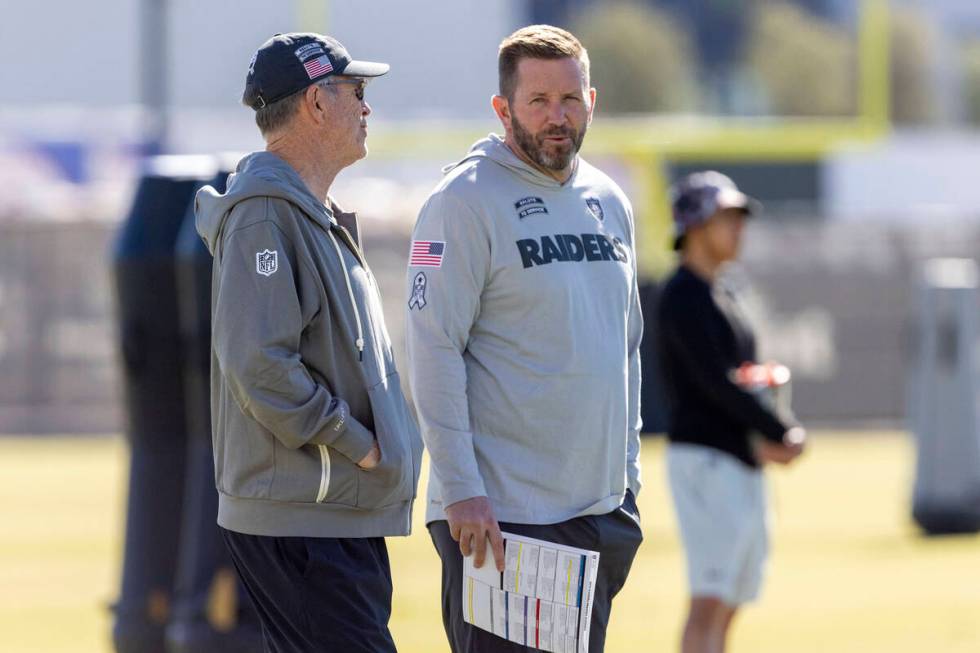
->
<box><xmin>667</xmin><ymin>443</ymin><xmax>770</xmax><ymax>606</ymax></box>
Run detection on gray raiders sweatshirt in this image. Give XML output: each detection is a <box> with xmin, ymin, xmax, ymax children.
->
<box><xmin>405</xmin><ymin>134</ymin><xmax>643</xmax><ymax>526</ymax></box>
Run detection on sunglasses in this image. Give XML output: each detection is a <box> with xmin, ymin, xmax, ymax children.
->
<box><xmin>318</xmin><ymin>77</ymin><xmax>367</xmax><ymax>101</ymax></box>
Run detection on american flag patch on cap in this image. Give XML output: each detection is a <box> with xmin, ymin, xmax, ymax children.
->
<box><xmin>303</xmin><ymin>55</ymin><xmax>334</xmax><ymax>79</ymax></box>
<box><xmin>409</xmin><ymin>240</ymin><xmax>445</xmax><ymax>267</ymax></box>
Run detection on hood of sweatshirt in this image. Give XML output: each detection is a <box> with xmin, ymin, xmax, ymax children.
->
<box><xmin>442</xmin><ymin>133</ymin><xmax>579</xmax><ymax>189</ymax></box>
<box><xmin>196</xmin><ymin>151</ymin><xmax>339</xmax><ymax>255</ymax></box>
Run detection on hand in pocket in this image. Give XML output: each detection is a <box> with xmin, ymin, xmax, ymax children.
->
<box><xmin>357</xmin><ymin>441</ymin><xmax>381</xmax><ymax>470</ymax></box>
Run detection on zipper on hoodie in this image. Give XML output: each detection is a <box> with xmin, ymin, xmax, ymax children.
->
<box><xmin>333</xmin><ymin>224</ymin><xmax>393</xmax><ymax>365</ymax></box>
<box><xmin>327</xmin><ymin>230</ymin><xmax>366</xmax><ymax>361</ymax></box>
<box><xmin>327</xmin><ymin>223</ymin><xmax>392</xmax><ymax>383</ymax></box>
<box><xmin>333</xmin><ymin>224</ymin><xmax>378</xmax><ymax>284</ymax></box>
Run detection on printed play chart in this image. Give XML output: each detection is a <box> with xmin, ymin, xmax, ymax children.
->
<box><xmin>462</xmin><ymin>531</ymin><xmax>600</xmax><ymax>653</ymax></box>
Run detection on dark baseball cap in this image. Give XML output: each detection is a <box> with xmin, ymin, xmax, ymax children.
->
<box><xmin>670</xmin><ymin>171</ymin><xmax>761</xmax><ymax>250</ymax></box>
<box><xmin>243</xmin><ymin>32</ymin><xmax>389</xmax><ymax>110</ymax></box>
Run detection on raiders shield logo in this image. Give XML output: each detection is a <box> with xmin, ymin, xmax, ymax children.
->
<box><xmin>585</xmin><ymin>197</ymin><xmax>604</xmax><ymax>222</ymax></box>
<box><xmin>256</xmin><ymin>249</ymin><xmax>278</xmax><ymax>276</ymax></box>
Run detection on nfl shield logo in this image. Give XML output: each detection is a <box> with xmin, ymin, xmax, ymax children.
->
<box><xmin>586</xmin><ymin>197</ymin><xmax>604</xmax><ymax>222</ymax></box>
<box><xmin>256</xmin><ymin>249</ymin><xmax>278</xmax><ymax>276</ymax></box>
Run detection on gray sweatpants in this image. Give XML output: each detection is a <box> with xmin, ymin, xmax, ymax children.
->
<box><xmin>428</xmin><ymin>491</ymin><xmax>643</xmax><ymax>653</ymax></box>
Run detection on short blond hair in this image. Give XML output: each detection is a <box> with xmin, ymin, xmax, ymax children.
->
<box><xmin>498</xmin><ymin>25</ymin><xmax>590</xmax><ymax>99</ymax></box>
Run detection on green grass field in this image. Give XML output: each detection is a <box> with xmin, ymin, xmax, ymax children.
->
<box><xmin>2</xmin><ymin>432</ymin><xmax>978</xmax><ymax>652</ymax></box>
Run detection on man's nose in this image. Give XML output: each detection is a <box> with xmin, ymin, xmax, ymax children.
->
<box><xmin>545</xmin><ymin>100</ymin><xmax>566</xmax><ymax>124</ymax></box>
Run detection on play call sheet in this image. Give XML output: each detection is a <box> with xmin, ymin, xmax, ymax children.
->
<box><xmin>462</xmin><ymin>532</ymin><xmax>600</xmax><ymax>653</ymax></box>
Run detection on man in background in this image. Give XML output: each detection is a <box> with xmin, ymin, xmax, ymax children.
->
<box><xmin>657</xmin><ymin>171</ymin><xmax>806</xmax><ymax>653</ymax></box>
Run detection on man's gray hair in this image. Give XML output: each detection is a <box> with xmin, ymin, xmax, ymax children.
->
<box><xmin>252</xmin><ymin>82</ymin><xmax>340</xmax><ymax>136</ymax></box>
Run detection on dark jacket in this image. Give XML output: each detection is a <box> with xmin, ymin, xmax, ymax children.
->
<box><xmin>657</xmin><ymin>264</ymin><xmax>788</xmax><ymax>468</ymax></box>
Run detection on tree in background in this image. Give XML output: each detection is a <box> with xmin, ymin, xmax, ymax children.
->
<box><xmin>888</xmin><ymin>6</ymin><xmax>936</xmax><ymax>125</ymax></box>
<box><xmin>962</xmin><ymin>39</ymin><xmax>980</xmax><ymax>126</ymax></box>
<box><xmin>745</xmin><ymin>1</ymin><xmax>856</xmax><ymax>117</ymax></box>
<box><xmin>744</xmin><ymin>1</ymin><xmax>937</xmax><ymax>123</ymax></box>
<box><xmin>566</xmin><ymin>0</ymin><xmax>937</xmax><ymax>123</ymax></box>
<box><xmin>570</xmin><ymin>0</ymin><xmax>698</xmax><ymax>114</ymax></box>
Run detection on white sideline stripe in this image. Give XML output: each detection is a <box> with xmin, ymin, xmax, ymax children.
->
<box><xmin>316</xmin><ymin>444</ymin><xmax>331</xmax><ymax>502</ymax></box>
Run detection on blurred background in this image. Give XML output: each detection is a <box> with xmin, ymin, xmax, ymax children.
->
<box><xmin>1</xmin><ymin>1</ymin><xmax>979</xmax><ymax>652</ymax></box>
<box><xmin>4</xmin><ymin>0</ymin><xmax>980</xmax><ymax>432</ymax></box>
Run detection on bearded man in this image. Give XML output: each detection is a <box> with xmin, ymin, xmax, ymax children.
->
<box><xmin>404</xmin><ymin>25</ymin><xmax>644</xmax><ymax>653</ymax></box>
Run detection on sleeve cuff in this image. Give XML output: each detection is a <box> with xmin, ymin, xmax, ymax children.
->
<box><xmin>312</xmin><ymin>411</ymin><xmax>376</xmax><ymax>463</ymax></box>
<box><xmin>439</xmin><ymin>478</ymin><xmax>488</xmax><ymax>509</ymax></box>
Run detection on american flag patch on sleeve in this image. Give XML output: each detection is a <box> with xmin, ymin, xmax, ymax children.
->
<box><xmin>409</xmin><ymin>240</ymin><xmax>445</xmax><ymax>267</ymax></box>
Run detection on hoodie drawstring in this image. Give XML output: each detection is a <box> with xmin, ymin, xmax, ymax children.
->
<box><xmin>327</xmin><ymin>231</ymin><xmax>365</xmax><ymax>361</ymax></box>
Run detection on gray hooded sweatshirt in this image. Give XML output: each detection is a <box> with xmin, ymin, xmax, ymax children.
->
<box><xmin>406</xmin><ymin>135</ymin><xmax>642</xmax><ymax>526</ymax></box>
<box><xmin>196</xmin><ymin>151</ymin><xmax>422</xmax><ymax>538</ymax></box>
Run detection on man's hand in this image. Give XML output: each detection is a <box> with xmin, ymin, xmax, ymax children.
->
<box><xmin>444</xmin><ymin>496</ymin><xmax>505</xmax><ymax>572</ymax></box>
<box><xmin>783</xmin><ymin>426</ymin><xmax>807</xmax><ymax>448</ymax></box>
<box><xmin>753</xmin><ymin>427</ymin><xmax>807</xmax><ymax>466</ymax></box>
<box><xmin>357</xmin><ymin>441</ymin><xmax>381</xmax><ymax>470</ymax></box>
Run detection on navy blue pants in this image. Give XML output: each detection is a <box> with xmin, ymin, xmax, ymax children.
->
<box><xmin>429</xmin><ymin>491</ymin><xmax>643</xmax><ymax>653</ymax></box>
<box><xmin>221</xmin><ymin>528</ymin><xmax>396</xmax><ymax>653</ymax></box>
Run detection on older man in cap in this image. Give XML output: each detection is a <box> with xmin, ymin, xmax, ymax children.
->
<box><xmin>195</xmin><ymin>33</ymin><xmax>423</xmax><ymax>652</ymax></box>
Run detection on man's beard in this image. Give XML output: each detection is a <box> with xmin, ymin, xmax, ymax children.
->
<box><xmin>511</xmin><ymin>114</ymin><xmax>586</xmax><ymax>172</ymax></box>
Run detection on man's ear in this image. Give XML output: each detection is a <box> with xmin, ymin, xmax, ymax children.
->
<box><xmin>587</xmin><ymin>86</ymin><xmax>597</xmax><ymax>125</ymax></box>
<box><xmin>491</xmin><ymin>94</ymin><xmax>510</xmax><ymax>127</ymax></box>
<box><xmin>304</xmin><ymin>84</ymin><xmax>327</xmax><ymax>124</ymax></box>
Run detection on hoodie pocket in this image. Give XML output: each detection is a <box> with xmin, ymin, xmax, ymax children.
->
<box><xmin>355</xmin><ymin>371</ymin><xmax>423</xmax><ymax>510</ymax></box>
<box><xmin>269</xmin><ymin>438</ymin><xmax>358</xmax><ymax>506</ymax></box>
